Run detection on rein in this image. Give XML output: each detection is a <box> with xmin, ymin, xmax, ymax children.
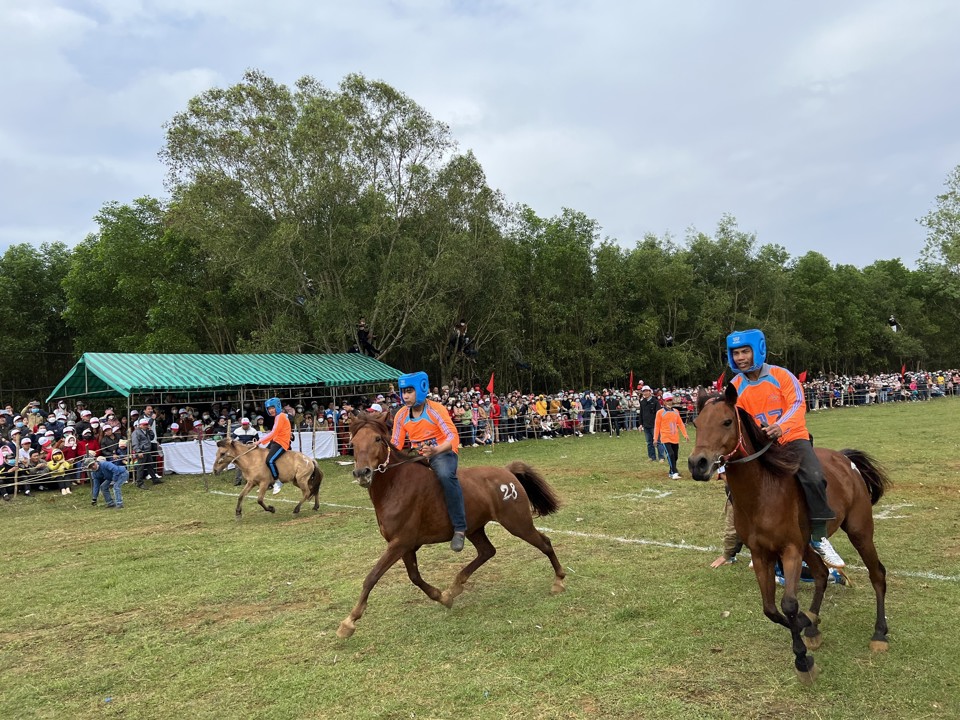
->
<box><xmin>373</xmin><ymin>442</ymin><xmax>430</xmax><ymax>474</ymax></box>
<box><xmin>715</xmin><ymin>409</ymin><xmax>774</xmax><ymax>468</ymax></box>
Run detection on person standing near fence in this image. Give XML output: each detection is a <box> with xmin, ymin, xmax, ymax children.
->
<box><xmin>131</xmin><ymin>417</ymin><xmax>157</xmax><ymax>488</ymax></box>
<box><xmin>639</xmin><ymin>386</ymin><xmax>664</xmax><ymax>462</ymax></box>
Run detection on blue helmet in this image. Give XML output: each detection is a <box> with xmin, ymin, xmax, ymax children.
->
<box><xmin>398</xmin><ymin>371</ymin><xmax>429</xmax><ymax>405</ymax></box>
<box><xmin>264</xmin><ymin>397</ymin><xmax>282</xmax><ymax>414</ymax></box>
<box><xmin>726</xmin><ymin>329</ymin><xmax>766</xmax><ymax>374</ymax></box>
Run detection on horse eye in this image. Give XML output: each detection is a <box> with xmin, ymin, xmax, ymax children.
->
<box><xmin>723</xmin><ymin>419</ymin><xmax>733</xmax><ymax>427</ymax></box>
<box><xmin>373</xmin><ymin>436</ymin><xmax>382</xmax><ymax>443</ymax></box>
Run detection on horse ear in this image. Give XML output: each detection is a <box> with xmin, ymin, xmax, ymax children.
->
<box><xmin>724</xmin><ymin>382</ymin><xmax>739</xmax><ymax>404</ymax></box>
<box><xmin>378</xmin><ymin>411</ymin><xmax>393</xmax><ymax>429</ymax></box>
<box><xmin>695</xmin><ymin>386</ymin><xmax>710</xmax><ymax>413</ymax></box>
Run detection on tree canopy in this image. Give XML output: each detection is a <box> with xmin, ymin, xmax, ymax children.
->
<box><xmin>4</xmin><ymin>71</ymin><xmax>958</xmax><ymax>406</ymax></box>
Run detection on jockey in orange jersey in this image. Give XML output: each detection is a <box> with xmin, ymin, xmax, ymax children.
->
<box><xmin>391</xmin><ymin>371</ymin><xmax>467</xmax><ymax>552</ymax></box>
<box><xmin>259</xmin><ymin>397</ymin><xmax>291</xmax><ymax>495</ymax></box>
<box><xmin>727</xmin><ymin>329</ymin><xmax>845</xmax><ymax>568</ymax></box>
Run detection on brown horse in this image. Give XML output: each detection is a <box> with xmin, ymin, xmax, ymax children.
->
<box><xmin>339</xmin><ymin>412</ymin><xmax>566</xmax><ymax>638</ymax></box>
<box><xmin>212</xmin><ymin>439</ymin><xmax>323</xmax><ymax>517</ymax></box>
<box><xmin>687</xmin><ymin>385</ymin><xmax>890</xmax><ymax>683</ymax></box>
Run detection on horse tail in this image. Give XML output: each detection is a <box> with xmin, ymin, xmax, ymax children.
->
<box><xmin>841</xmin><ymin>449</ymin><xmax>891</xmax><ymax>506</ymax></box>
<box><xmin>506</xmin><ymin>461</ymin><xmax>560</xmax><ymax>517</ymax></box>
<box><xmin>309</xmin><ymin>462</ymin><xmax>324</xmax><ymax>497</ymax></box>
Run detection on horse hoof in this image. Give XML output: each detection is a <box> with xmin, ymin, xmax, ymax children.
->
<box><xmin>803</xmin><ymin>631</ymin><xmax>823</xmax><ymax>651</ymax></box>
<box><xmin>869</xmin><ymin>639</ymin><xmax>889</xmax><ymax>653</ymax></box>
<box><xmin>293</xmin><ymin>507</ymin><xmax>301</xmax><ymax>514</ymax></box>
<box><xmin>439</xmin><ymin>590</ymin><xmax>458</xmax><ymax>608</ymax></box>
<box><xmin>268</xmin><ymin>506</ymin><xmax>276</xmax><ymax>513</ymax></box>
<box><xmin>795</xmin><ymin>663</ymin><xmax>819</xmax><ymax>685</ymax></box>
<box><xmin>551</xmin><ymin>579</ymin><xmax>566</xmax><ymax>594</ymax></box>
<box><xmin>337</xmin><ymin>620</ymin><xmax>356</xmax><ymax>639</ymax></box>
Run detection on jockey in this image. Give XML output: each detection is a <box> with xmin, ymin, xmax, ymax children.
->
<box><xmin>726</xmin><ymin>329</ymin><xmax>845</xmax><ymax>568</ymax></box>
<box><xmin>259</xmin><ymin>398</ymin><xmax>291</xmax><ymax>496</ymax></box>
<box><xmin>390</xmin><ymin>371</ymin><xmax>467</xmax><ymax>552</ymax></box>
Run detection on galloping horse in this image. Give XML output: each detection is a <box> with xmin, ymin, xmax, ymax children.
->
<box><xmin>688</xmin><ymin>385</ymin><xmax>891</xmax><ymax>683</ymax></box>
<box><xmin>212</xmin><ymin>439</ymin><xmax>323</xmax><ymax>517</ymax></box>
<box><xmin>339</xmin><ymin>412</ymin><xmax>565</xmax><ymax>638</ymax></box>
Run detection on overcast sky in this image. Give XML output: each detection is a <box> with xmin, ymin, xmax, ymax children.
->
<box><xmin>3</xmin><ymin>0</ymin><xmax>959</xmax><ymax>267</ymax></box>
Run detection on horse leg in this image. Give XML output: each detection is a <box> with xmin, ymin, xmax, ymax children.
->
<box><xmin>800</xmin><ymin>547</ymin><xmax>829</xmax><ymax>650</ymax></box>
<box><xmin>235</xmin><ymin>478</ymin><xmax>257</xmax><ymax>517</ymax></box>
<box><xmin>439</xmin><ymin>527</ymin><xmax>497</xmax><ymax>607</ymax></box>
<box><xmin>256</xmin><ymin>482</ymin><xmax>275</xmax><ymax>513</ymax></box>
<box><xmin>502</xmin><ymin>517</ymin><xmax>566</xmax><ymax>595</ymax></box>
<box><xmin>779</xmin><ymin>548</ymin><xmax>819</xmax><ymax>684</ymax></box>
<box><xmin>338</xmin><ymin>543</ymin><xmax>405</xmax><ymax>639</ymax></box>
<box><xmin>292</xmin><ymin>474</ymin><xmax>307</xmax><ymax>514</ymax></box>
<box><xmin>401</xmin><ymin>549</ymin><xmax>445</xmax><ymax>604</ymax></box>
<box><xmin>845</xmin><ymin>523</ymin><xmax>889</xmax><ymax>651</ymax></box>
<box><xmin>751</xmin><ymin>554</ymin><xmax>790</xmax><ymax>629</ymax></box>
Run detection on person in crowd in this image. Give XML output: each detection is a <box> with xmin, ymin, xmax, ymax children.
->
<box><xmin>1</xmin><ymin>446</ymin><xmax>17</xmax><ymax>500</ymax></box>
<box><xmin>84</xmin><ymin>456</ymin><xmax>128</xmax><ymax>509</ymax></box>
<box><xmin>131</xmin><ymin>417</ymin><xmax>162</xmax><ymax>488</ymax></box>
<box><xmin>47</xmin><ymin>448</ymin><xmax>73</xmax><ymax>496</ymax></box>
<box><xmin>727</xmin><ymin>328</ymin><xmax>845</xmax><ymax>568</ymax></box>
<box><xmin>392</xmin><ymin>371</ymin><xmax>467</xmax><ymax>552</ymax></box>
<box><xmin>654</xmin><ymin>392</ymin><xmax>688</xmax><ymax>479</ymax></box>
<box><xmin>232</xmin><ymin>417</ymin><xmax>260</xmax><ymax>487</ymax></box>
<box><xmin>259</xmin><ymin>398</ymin><xmax>291</xmax><ymax>495</ymax></box>
<box><xmin>100</xmin><ymin>424</ymin><xmax>119</xmax><ymax>459</ymax></box>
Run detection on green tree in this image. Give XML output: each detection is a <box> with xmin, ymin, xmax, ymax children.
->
<box><xmin>0</xmin><ymin>243</ymin><xmax>74</xmax><ymax>403</ymax></box>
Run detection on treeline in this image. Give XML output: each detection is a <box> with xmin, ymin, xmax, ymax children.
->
<box><xmin>2</xmin><ymin>70</ymin><xmax>959</xmax><ymax>404</ymax></box>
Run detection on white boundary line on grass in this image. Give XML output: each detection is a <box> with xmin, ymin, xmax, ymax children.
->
<box><xmin>210</xmin><ymin>490</ymin><xmax>960</xmax><ymax>583</ymax></box>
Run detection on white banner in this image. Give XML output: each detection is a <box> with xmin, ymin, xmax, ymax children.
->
<box><xmin>161</xmin><ymin>431</ymin><xmax>339</xmax><ymax>474</ymax></box>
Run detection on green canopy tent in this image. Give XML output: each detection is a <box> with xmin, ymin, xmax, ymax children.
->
<box><xmin>47</xmin><ymin>352</ymin><xmax>403</xmax><ymax>414</ymax></box>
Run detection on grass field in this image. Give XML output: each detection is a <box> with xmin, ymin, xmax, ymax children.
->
<box><xmin>2</xmin><ymin>399</ymin><xmax>959</xmax><ymax>719</ymax></box>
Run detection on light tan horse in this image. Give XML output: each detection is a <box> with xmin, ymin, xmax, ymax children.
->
<box><xmin>213</xmin><ymin>439</ymin><xmax>323</xmax><ymax>517</ymax></box>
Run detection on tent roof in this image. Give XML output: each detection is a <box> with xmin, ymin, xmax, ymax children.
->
<box><xmin>46</xmin><ymin>353</ymin><xmax>402</xmax><ymax>401</ymax></box>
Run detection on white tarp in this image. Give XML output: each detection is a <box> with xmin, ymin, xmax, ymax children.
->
<box><xmin>161</xmin><ymin>431</ymin><xmax>339</xmax><ymax>474</ymax></box>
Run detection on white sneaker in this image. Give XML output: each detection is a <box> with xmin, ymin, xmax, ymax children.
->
<box><xmin>61</xmin><ymin>488</ymin><xmax>69</xmax><ymax>496</ymax></box>
<box><xmin>670</xmin><ymin>473</ymin><xmax>681</xmax><ymax>479</ymax></box>
<box><xmin>810</xmin><ymin>536</ymin><xmax>845</xmax><ymax>568</ymax></box>
<box><xmin>271</xmin><ymin>481</ymin><xmax>282</xmax><ymax>495</ymax></box>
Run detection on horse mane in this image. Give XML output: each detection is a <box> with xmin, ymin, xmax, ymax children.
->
<box><xmin>348</xmin><ymin>411</ymin><xmax>391</xmax><ymax>437</ymax></box>
<box><xmin>734</xmin><ymin>405</ymin><xmax>801</xmax><ymax>477</ymax></box>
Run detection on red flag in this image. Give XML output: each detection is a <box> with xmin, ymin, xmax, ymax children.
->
<box><xmin>798</xmin><ymin>370</ymin><xmax>807</xmax><ymax>383</ymax></box>
<box><xmin>486</xmin><ymin>372</ymin><xmax>495</xmax><ymax>395</ymax></box>
<box><xmin>900</xmin><ymin>364</ymin><xmax>906</xmax><ymax>378</ymax></box>
<box><xmin>714</xmin><ymin>370</ymin><xmax>725</xmax><ymax>391</ymax></box>
<box><xmin>628</xmin><ymin>370</ymin><xmax>634</xmax><ymax>392</ymax></box>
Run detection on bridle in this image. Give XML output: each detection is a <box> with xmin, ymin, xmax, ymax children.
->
<box><xmin>363</xmin><ymin>435</ymin><xmax>429</xmax><ymax>476</ymax></box>
<box><xmin>710</xmin><ymin>405</ymin><xmax>773</xmax><ymax>470</ymax></box>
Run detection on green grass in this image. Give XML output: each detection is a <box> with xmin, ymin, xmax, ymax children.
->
<box><xmin>2</xmin><ymin>400</ymin><xmax>959</xmax><ymax>719</ymax></box>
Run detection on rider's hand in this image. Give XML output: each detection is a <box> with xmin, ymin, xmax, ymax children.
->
<box><xmin>762</xmin><ymin>423</ymin><xmax>783</xmax><ymax>440</ymax></box>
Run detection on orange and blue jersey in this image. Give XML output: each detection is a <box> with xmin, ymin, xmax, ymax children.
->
<box><xmin>391</xmin><ymin>399</ymin><xmax>460</xmax><ymax>454</ymax></box>
<box><xmin>654</xmin><ymin>407</ymin><xmax>688</xmax><ymax>444</ymax></box>
<box><xmin>259</xmin><ymin>411</ymin><xmax>292</xmax><ymax>450</ymax></box>
<box><xmin>731</xmin><ymin>363</ymin><xmax>808</xmax><ymax>444</ymax></box>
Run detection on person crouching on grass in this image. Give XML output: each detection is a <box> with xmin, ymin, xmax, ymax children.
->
<box><xmin>654</xmin><ymin>392</ymin><xmax>688</xmax><ymax>479</ymax></box>
<box><xmin>84</xmin><ymin>456</ymin><xmax>129</xmax><ymax>509</ymax></box>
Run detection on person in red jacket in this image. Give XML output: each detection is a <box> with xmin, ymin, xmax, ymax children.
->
<box><xmin>727</xmin><ymin>328</ymin><xmax>844</xmax><ymax>568</ymax></box>
<box><xmin>259</xmin><ymin>397</ymin><xmax>291</xmax><ymax>495</ymax></box>
<box><xmin>489</xmin><ymin>395</ymin><xmax>502</xmax><ymax>443</ymax></box>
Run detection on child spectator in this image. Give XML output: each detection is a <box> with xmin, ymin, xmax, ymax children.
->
<box><xmin>654</xmin><ymin>392</ymin><xmax>689</xmax><ymax>479</ymax></box>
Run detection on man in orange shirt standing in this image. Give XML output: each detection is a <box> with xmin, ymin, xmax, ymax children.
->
<box><xmin>259</xmin><ymin>397</ymin><xmax>291</xmax><ymax>495</ymax></box>
<box><xmin>727</xmin><ymin>329</ymin><xmax>845</xmax><ymax>568</ymax></box>
<box><xmin>391</xmin><ymin>371</ymin><xmax>467</xmax><ymax>552</ymax></box>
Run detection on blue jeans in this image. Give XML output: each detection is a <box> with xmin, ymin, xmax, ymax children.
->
<box><xmin>429</xmin><ymin>451</ymin><xmax>467</xmax><ymax>532</ymax></box>
<box><xmin>643</xmin><ymin>428</ymin><xmax>667</xmax><ymax>461</ymax></box>
<box><xmin>102</xmin><ymin>469</ymin><xmax>128</xmax><ymax>506</ymax></box>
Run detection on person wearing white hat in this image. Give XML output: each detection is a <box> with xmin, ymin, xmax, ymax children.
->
<box><xmin>231</xmin><ymin>418</ymin><xmax>259</xmax><ymax>486</ymax></box>
<box><xmin>131</xmin><ymin>417</ymin><xmax>162</xmax><ymax>488</ymax></box>
<box><xmin>654</xmin><ymin>392</ymin><xmax>688</xmax><ymax>479</ymax></box>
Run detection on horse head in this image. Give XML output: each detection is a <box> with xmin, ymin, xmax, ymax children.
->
<box><xmin>348</xmin><ymin>412</ymin><xmax>392</xmax><ymax>488</ymax></box>
<box><xmin>688</xmin><ymin>383</ymin><xmax>740</xmax><ymax>481</ymax></box>
<box><xmin>212</xmin><ymin>438</ymin><xmax>237</xmax><ymax>475</ymax></box>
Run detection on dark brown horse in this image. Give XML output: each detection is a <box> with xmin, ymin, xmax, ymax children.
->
<box><xmin>688</xmin><ymin>385</ymin><xmax>891</xmax><ymax>683</ymax></box>
<box><xmin>339</xmin><ymin>412</ymin><xmax>565</xmax><ymax>638</ymax></box>
<box><xmin>212</xmin><ymin>439</ymin><xmax>323</xmax><ymax>517</ymax></box>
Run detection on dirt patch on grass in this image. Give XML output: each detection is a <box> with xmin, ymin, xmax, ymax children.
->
<box><xmin>169</xmin><ymin>599</ymin><xmax>317</xmax><ymax>629</ymax></box>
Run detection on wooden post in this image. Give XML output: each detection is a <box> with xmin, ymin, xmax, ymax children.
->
<box><xmin>198</xmin><ymin>435</ymin><xmax>209</xmax><ymax>492</ymax></box>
